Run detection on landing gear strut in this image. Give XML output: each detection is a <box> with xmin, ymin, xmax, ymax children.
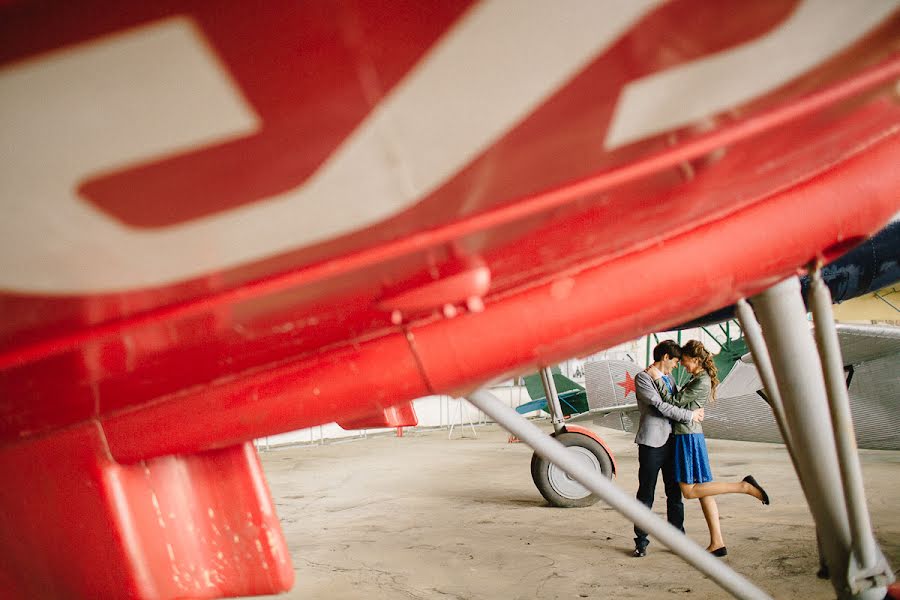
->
<box><xmin>737</xmin><ymin>271</ymin><xmax>893</xmax><ymax>599</ymax></box>
<box><xmin>528</xmin><ymin>367</ymin><xmax>613</xmax><ymax>507</ymax></box>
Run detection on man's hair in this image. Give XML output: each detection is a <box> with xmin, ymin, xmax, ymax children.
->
<box><xmin>652</xmin><ymin>340</ymin><xmax>682</xmax><ymax>362</ymax></box>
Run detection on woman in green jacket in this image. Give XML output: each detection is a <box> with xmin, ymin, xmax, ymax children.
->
<box><xmin>650</xmin><ymin>340</ymin><xmax>769</xmax><ymax>557</ymax></box>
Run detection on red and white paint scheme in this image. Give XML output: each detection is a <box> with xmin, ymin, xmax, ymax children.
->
<box><xmin>1</xmin><ymin>1</ymin><xmax>899</xmax><ymax>598</ymax></box>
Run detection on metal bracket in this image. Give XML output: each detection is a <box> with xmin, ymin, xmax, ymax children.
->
<box><xmin>539</xmin><ymin>367</ymin><xmax>567</xmax><ymax>435</ymax></box>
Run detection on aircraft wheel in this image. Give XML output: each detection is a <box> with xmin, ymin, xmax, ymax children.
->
<box><xmin>530</xmin><ymin>431</ymin><xmax>613</xmax><ymax>508</ymax></box>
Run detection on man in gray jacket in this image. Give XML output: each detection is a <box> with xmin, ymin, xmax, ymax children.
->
<box><xmin>632</xmin><ymin>340</ymin><xmax>703</xmax><ymax>557</ymax></box>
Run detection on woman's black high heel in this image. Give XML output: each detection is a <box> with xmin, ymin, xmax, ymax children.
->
<box><xmin>743</xmin><ymin>475</ymin><xmax>770</xmax><ymax>505</ymax></box>
<box><xmin>709</xmin><ymin>547</ymin><xmax>728</xmax><ymax>557</ymax></box>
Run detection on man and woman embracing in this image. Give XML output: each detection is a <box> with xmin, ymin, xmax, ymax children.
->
<box><xmin>632</xmin><ymin>340</ymin><xmax>769</xmax><ymax>558</ymax></box>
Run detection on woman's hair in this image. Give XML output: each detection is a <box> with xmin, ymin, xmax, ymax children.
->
<box><xmin>681</xmin><ymin>340</ymin><xmax>719</xmax><ymax>401</ymax></box>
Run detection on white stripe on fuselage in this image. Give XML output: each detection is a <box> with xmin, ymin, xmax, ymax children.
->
<box><xmin>604</xmin><ymin>0</ymin><xmax>899</xmax><ymax>149</ymax></box>
<box><xmin>0</xmin><ymin>2</ymin><xmax>661</xmax><ymax>293</ymax></box>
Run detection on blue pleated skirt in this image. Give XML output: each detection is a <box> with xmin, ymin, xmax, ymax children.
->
<box><xmin>674</xmin><ymin>433</ymin><xmax>713</xmax><ymax>484</ymax></box>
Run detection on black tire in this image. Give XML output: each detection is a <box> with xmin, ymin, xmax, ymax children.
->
<box><xmin>530</xmin><ymin>431</ymin><xmax>614</xmax><ymax>508</ymax></box>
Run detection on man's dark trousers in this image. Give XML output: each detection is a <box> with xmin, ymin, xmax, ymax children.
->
<box><xmin>633</xmin><ymin>434</ymin><xmax>684</xmax><ymax>550</ymax></box>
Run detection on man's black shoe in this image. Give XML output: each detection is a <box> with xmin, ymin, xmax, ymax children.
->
<box><xmin>632</xmin><ymin>548</ymin><xmax>646</xmax><ymax>558</ymax></box>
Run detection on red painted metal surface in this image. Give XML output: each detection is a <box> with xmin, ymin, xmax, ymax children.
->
<box><xmin>0</xmin><ymin>423</ymin><xmax>292</xmax><ymax>599</ymax></box>
<box><xmin>100</xmin><ymin>334</ymin><xmax>428</xmax><ymax>462</ymax></box>
<box><xmin>41</xmin><ymin>121</ymin><xmax>896</xmax><ymax>465</ymax></box>
<box><xmin>562</xmin><ymin>425</ymin><xmax>620</xmax><ymax>478</ymax></box>
<box><xmin>1</xmin><ymin>2</ymin><xmax>899</xmax><ymax>598</ymax></box>
<box><xmin>2</xmin><ymin>52</ymin><xmax>899</xmax><ymax>372</ymax></box>
<box><xmin>337</xmin><ymin>402</ymin><xmax>419</xmax><ymax>431</ymax></box>
<box><xmin>411</xmin><ymin>131</ymin><xmax>900</xmax><ymax>394</ymax></box>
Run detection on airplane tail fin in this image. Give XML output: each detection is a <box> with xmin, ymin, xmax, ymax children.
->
<box><xmin>519</xmin><ymin>368</ymin><xmax>588</xmax><ymax>416</ymax></box>
<box><xmin>523</xmin><ymin>367</ymin><xmax>584</xmax><ymax>401</ymax></box>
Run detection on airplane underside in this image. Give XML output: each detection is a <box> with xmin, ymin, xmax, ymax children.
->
<box><xmin>1</xmin><ymin>2</ymin><xmax>899</xmax><ymax>599</ymax></box>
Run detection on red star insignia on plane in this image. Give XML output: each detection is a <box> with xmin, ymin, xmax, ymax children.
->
<box><xmin>616</xmin><ymin>372</ymin><xmax>636</xmax><ymax>398</ymax></box>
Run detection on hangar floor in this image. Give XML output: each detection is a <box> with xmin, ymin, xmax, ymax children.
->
<box><xmin>246</xmin><ymin>423</ymin><xmax>899</xmax><ymax>599</ymax></box>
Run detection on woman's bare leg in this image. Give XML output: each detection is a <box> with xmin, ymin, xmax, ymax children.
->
<box><xmin>680</xmin><ymin>480</ymin><xmax>763</xmax><ymax>501</ymax></box>
<box><xmin>700</xmin><ymin>496</ymin><xmax>725</xmax><ymax>551</ymax></box>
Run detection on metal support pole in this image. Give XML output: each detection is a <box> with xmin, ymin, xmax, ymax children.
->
<box><xmin>539</xmin><ymin>367</ymin><xmax>566</xmax><ymax>434</ymax></box>
<box><xmin>750</xmin><ymin>277</ymin><xmax>885</xmax><ymax>600</ymax></box>
<box><xmin>466</xmin><ymin>389</ymin><xmax>770</xmax><ymax>600</ymax></box>
<box><xmin>809</xmin><ymin>267</ymin><xmax>891</xmax><ymax>591</ymax></box>
<box><xmin>738</xmin><ymin>299</ymin><xmax>827</xmax><ymax>577</ymax></box>
<box><xmin>735</xmin><ymin>300</ymin><xmax>796</xmax><ymax>452</ymax></box>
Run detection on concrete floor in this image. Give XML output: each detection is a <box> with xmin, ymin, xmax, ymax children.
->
<box><xmin>246</xmin><ymin>423</ymin><xmax>899</xmax><ymax>599</ymax></box>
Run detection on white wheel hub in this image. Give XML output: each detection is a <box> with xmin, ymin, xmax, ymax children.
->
<box><xmin>548</xmin><ymin>445</ymin><xmax>601</xmax><ymax>499</ymax></box>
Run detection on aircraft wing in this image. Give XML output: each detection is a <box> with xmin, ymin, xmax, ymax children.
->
<box><xmin>699</xmin><ymin>323</ymin><xmax>900</xmax><ymax>450</ymax></box>
<box><xmin>2</xmin><ymin>2</ymin><xmax>900</xmax><ymax>599</ymax></box>
<box><xmin>834</xmin><ymin>322</ymin><xmax>900</xmax><ymax>365</ymax></box>
<box><xmin>734</xmin><ymin>323</ymin><xmax>900</xmax><ymax>368</ymax></box>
